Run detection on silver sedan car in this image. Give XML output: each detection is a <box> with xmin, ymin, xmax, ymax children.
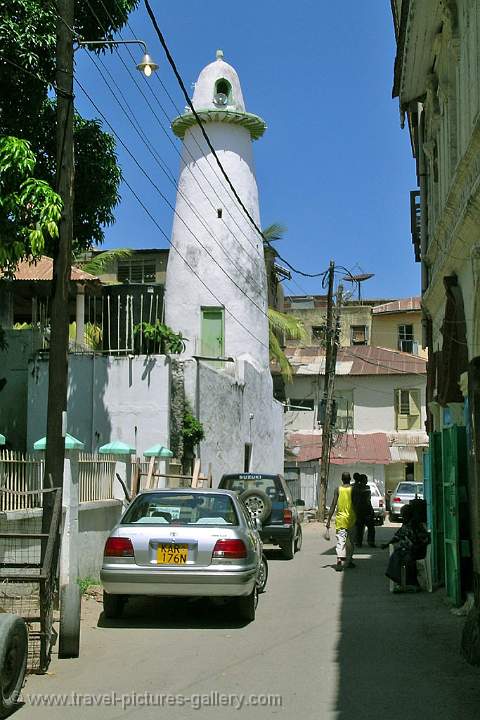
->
<box><xmin>101</xmin><ymin>488</ymin><xmax>262</xmax><ymax>622</ymax></box>
<box><xmin>389</xmin><ymin>481</ymin><xmax>424</xmax><ymax>521</ymax></box>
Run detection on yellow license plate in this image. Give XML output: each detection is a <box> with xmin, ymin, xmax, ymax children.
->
<box><xmin>157</xmin><ymin>544</ymin><xmax>188</xmax><ymax>565</ymax></box>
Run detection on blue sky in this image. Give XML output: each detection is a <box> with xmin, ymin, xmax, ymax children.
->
<box><xmin>74</xmin><ymin>1</ymin><xmax>418</xmax><ymax>299</ymax></box>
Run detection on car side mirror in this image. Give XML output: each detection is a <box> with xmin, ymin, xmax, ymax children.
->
<box><xmin>294</xmin><ymin>499</ymin><xmax>305</xmax><ymax>507</ymax></box>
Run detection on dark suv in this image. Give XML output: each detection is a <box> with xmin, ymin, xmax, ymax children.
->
<box><xmin>218</xmin><ymin>473</ymin><xmax>303</xmax><ymax>559</ymax></box>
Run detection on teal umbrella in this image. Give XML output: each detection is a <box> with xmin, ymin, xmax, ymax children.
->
<box><xmin>143</xmin><ymin>444</ymin><xmax>174</xmax><ymax>458</ymax></box>
<box><xmin>98</xmin><ymin>440</ymin><xmax>135</xmax><ymax>455</ymax></box>
<box><xmin>0</xmin><ymin>433</ymin><xmax>5</xmax><ymax>446</ymax></box>
<box><xmin>33</xmin><ymin>433</ymin><xmax>85</xmax><ymax>451</ymax></box>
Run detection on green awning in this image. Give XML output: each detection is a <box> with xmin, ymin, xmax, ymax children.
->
<box><xmin>0</xmin><ymin>433</ymin><xmax>5</xmax><ymax>446</ymax></box>
<box><xmin>98</xmin><ymin>440</ymin><xmax>135</xmax><ymax>455</ymax></box>
<box><xmin>33</xmin><ymin>433</ymin><xmax>85</xmax><ymax>451</ymax></box>
<box><xmin>143</xmin><ymin>444</ymin><xmax>174</xmax><ymax>458</ymax></box>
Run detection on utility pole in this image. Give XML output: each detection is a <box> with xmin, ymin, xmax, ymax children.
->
<box><xmin>44</xmin><ymin>0</ymin><xmax>80</xmax><ymax>659</ymax></box>
<box><xmin>317</xmin><ymin>272</ymin><xmax>343</xmax><ymax>519</ymax></box>
<box><xmin>43</xmin><ymin>0</ymin><xmax>74</xmax><ymax>502</ymax></box>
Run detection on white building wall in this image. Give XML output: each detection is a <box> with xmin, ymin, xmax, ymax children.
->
<box><xmin>26</xmin><ymin>355</ymin><xmax>170</xmax><ymax>455</ymax></box>
<box><xmin>184</xmin><ymin>357</ymin><xmax>283</xmax><ymax>484</ymax></box>
<box><xmin>165</xmin><ymin>122</ymin><xmax>269</xmax><ymax>367</ymax></box>
<box><xmin>284</xmin><ymin>373</ymin><xmax>427</xmax><ymax>434</ymax></box>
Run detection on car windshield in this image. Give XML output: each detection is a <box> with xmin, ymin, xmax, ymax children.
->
<box><xmin>121</xmin><ymin>492</ymin><xmax>239</xmax><ymax>526</ymax></box>
<box><xmin>368</xmin><ymin>484</ymin><xmax>380</xmax><ymax>496</ymax></box>
<box><xmin>396</xmin><ymin>482</ymin><xmax>421</xmax><ymax>495</ymax></box>
<box><xmin>222</xmin><ymin>474</ymin><xmax>279</xmax><ymax>499</ymax></box>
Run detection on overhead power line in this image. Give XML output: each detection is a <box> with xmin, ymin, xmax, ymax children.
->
<box><xmin>142</xmin><ymin>0</ymin><xmax>329</xmax><ymax>280</ymax></box>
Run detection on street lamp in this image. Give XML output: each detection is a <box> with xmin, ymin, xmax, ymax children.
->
<box><xmin>76</xmin><ymin>39</ymin><xmax>159</xmax><ymax>76</ymax></box>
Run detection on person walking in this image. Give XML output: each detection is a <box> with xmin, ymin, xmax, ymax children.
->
<box><xmin>352</xmin><ymin>474</ymin><xmax>376</xmax><ymax>548</ymax></box>
<box><xmin>326</xmin><ymin>471</ymin><xmax>356</xmax><ymax>571</ymax></box>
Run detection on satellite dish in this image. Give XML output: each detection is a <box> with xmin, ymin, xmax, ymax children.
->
<box><xmin>214</xmin><ymin>92</ymin><xmax>228</xmax><ymax>106</ymax></box>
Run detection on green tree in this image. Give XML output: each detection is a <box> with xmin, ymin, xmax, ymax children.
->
<box><xmin>262</xmin><ymin>223</ymin><xmax>307</xmax><ymax>381</ymax></box>
<box><xmin>0</xmin><ymin>136</ymin><xmax>61</xmax><ymax>272</ymax></box>
<box><xmin>0</xmin><ymin>0</ymin><xmax>138</xmax><ymax>257</ymax></box>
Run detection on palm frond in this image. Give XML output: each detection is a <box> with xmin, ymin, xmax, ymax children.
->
<box><xmin>262</xmin><ymin>223</ymin><xmax>287</xmax><ymax>244</ymax></box>
<box><xmin>269</xmin><ymin>327</ymin><xmax>293</xmax><ymax>382</ymax></box>
<box><xmin>267</xmin><ymin>308</ymin><xmax>308</xmax><ymax>342</ymax></box>
<box><xmin>79</xmin><ymin>248</ymin><xmax>133</xmax><ymax>276</ymax></box>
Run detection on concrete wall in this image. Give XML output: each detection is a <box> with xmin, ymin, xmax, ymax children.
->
<box><xmin>0</xmin><ymin>500</ymin><xmax>123</xmax><ymax>580</ymax></box>
<box><xmin>26</xmin><ymin>354</ymin><xmax>170</xmax><ymax>455</ymax></box>
<box><xmin>284</xmin><ymin>373</ymin><xmax>427</xmax><ymax>434</ymax></box>
<box><xmin>165</xmin><ymin>120</ymin><xmax>269</xmax><ymax>367</ymax></box>
<box><xmin>184</xmin><ymin>356</ymin><xmax>283</xmax><ymax>484</ymax></box>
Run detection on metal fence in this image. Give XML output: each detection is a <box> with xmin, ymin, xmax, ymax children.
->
<box><xmin>78</xmin><ymin>453</ymin><xmax>116</xmax><ymax>502</ymax></box>
<box><xmin>0</xmin><ymin>450</ymin><xmax>44</xmax><ymax>511</ymax></box>
<box><xmin>0</xmin><ymin>450</ymin><xmax>117</xmax><ymax>509</ymax></box>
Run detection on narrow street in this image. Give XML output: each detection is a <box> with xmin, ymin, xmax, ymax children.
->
<box><xmin>17</xmin><ymin>523</ymin><xmax>480</xmax><ymax>719</ymax></box>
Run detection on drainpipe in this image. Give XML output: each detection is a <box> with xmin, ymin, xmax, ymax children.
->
<box><xmin>418</xmin><ymin>105</ymin><xmax>429</xmax><ymax>295</ymax></box>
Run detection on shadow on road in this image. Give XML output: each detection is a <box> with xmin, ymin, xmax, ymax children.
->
<box><xmin>332</xmin><ymin>525</ymin><xmax>480</xmax><ymax>720</ymax></box>
<box><xmin>97</xmin><ymin>596</ymin><xmax>252</xmax><ymax>630</ymax></box>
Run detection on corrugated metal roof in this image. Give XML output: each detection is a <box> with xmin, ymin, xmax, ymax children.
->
<box><xmin>1</xmin><ymin>256</ymin><xmax>98</xmax><ymax>282</ymax></box>
<box><xmin>287</xmin><ymin>432</ymin><xmax>392</xmax><ymax>465</ymax></box>
<box><xmin>276</xmin><ymin>345</ymin><xmax>426</xmax><ymax>376</ymax></box>
<box><xmin>372</xmin><ymin>297</ymin><xmax>421</xmax><ymax>314</ymax></box>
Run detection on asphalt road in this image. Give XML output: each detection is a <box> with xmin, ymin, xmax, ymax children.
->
<box><xmin>16</xmin><ymin>523</ymin><xmax>480</xmax><ymax>719</ymax></box>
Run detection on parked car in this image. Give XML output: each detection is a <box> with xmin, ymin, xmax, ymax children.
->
<box><xmin>389</xmin><ymin>481</ymin><xmax>424</xmax><ymax>522</ymax></box>
<box><xmin>367</xmin><ymin>481</ymin><xmax>386</xmax><ymax>525</ymax></box>
<box><xmin>218</xmin><ymin>473</ymin><xmax>303</xmax><ymax>560</ymax></box>
<box><xmin>101</xmin><ymin>488</ymin><xmax>264</xmax><ymax>622</ymax></box>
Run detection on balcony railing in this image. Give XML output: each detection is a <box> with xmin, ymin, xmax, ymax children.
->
<box><xmin>410</xmin><ymin>190</ymin><xmax>421</xmax><ymax>262</ymax></box>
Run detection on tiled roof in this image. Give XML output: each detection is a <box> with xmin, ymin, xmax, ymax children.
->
<box><xmin>287</xmin><ymin>432</ymin><xmax>391</xmax><ymax>465</ymax></box>
<box><xmin>276</xmin><ymin>345</ymin><xmax>426</xmax><ymax>376</ymax></box>
<box><xmin>372</xmin><ymin>297</ymin><xmax>421</xmax><ymax>314</ymax></box>
<box><xmin>2</xmin><ymin>256</ymin><xmax>98</xmax><ymax>282</ymax></box>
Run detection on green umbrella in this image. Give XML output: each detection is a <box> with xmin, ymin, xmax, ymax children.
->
<box><xmin>33</xmin><ymin>433</ymin><xmax>85</xmax><ymax>451</ymax></box>
<box><xmin>98</xmin><ymin>440</ymin><xmax>135</xmax><ymax>455</ymax></box>
<box><xmin>0</xmin><ymin>433</ymin><xmax>5</xmax><ymax>446</ymax></box>
<box><xmin>143</xmin><ymin>444</ymin><xmax>174</xmax><ymax>458</ymax></box>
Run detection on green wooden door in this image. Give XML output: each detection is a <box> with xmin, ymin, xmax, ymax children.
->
<box><xmin>430</xmin><ymin>431</ymin><xmax>444</xmax><ymax>586</ymax></box>
<box><xmin>441</xmin><ymin>426</ymin><xmax>466</xmax><ymax>606</ymax></box>
<box><xmin>201</xmin><ymin>308</ymin><xmax>224</xmax><ymax>357</ymax></box>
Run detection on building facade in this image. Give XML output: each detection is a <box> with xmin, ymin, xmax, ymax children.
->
<box><xmin>392</xmin><ymin>0</ymin><xmax>480</xmax><ymax>662</ymax></box>
<box><xmin>277</xmin><ymin>344</ymin><xmax>427</xmax><ymax>508</ymax></box>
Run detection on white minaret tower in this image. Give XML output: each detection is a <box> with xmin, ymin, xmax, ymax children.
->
<box><xmin>165</xmin><ymin>50</ymin><xmax>269</xmax><ymax>367</ymax></box>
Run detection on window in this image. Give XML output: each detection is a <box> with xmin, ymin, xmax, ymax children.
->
<box><xmin>244</xmin><ymin>444</ymin><xmax>252</xmax><ymax>472</ymax></box>
<box><xmin>398</xmin><ymin>324</ymin><xmax>414</xmax><ymax>353</ymax></box>
<box><xmin>201</xmin><ymin>307</ymin><xmax>224</xmax><ymax>357</ymax></box>
<box><xmin>351</xmin><ymin>325</ymin><xmax>368</xmax><ymax>345</ymax></box>
<box><xmin>311</xmin><ymin>326</ymin><xmax>324</xmax><ymax>343</ymax></box>
<box><xmin>334</xmin><ymin>390</ymin><xmax>354</xmax><ymax>431</ymax></box>
<box><xmin>117</xmin><ymin>260</ymin><xmax>156</xmax><ymax>284</ymax></box>
<box><xmin>395</xmin><ymin>389</ymin><xmax>421</xmax><ymax>430</ymax></box>
<box><xmin>121</xmin><ymin>492</ymin><xmax>239</xmax><ymax>526</ymax></box>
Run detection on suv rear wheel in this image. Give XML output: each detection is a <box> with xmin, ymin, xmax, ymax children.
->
<box><xmin>280</xmin><ymin>535</ymin><xmax>295</xmax><ymax>560</ymax></box>
<box><xmin>294</xmin><ymin>525</ymin><xmax>303</xmax><ymax>553</ymax></box>
<box><xmin>240</xmin><ymin>489</ymin><xmax>272</xmax><ymax>524</ymax></box>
